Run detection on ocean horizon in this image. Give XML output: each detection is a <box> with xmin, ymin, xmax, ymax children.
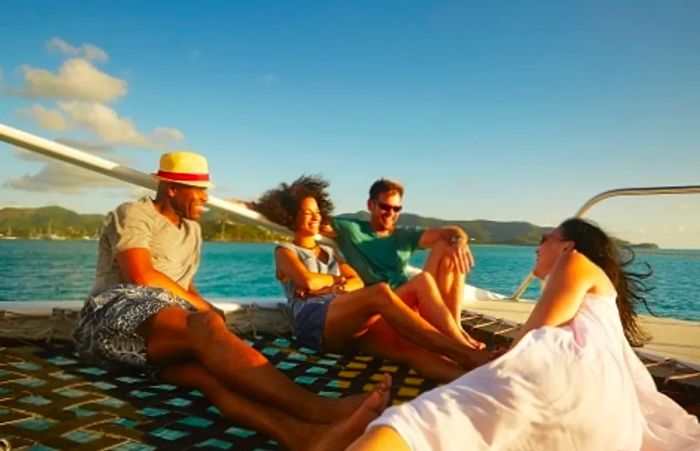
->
<box><xmin>1</xmin><ymin>240</ymin><xmax>699</xmax><ymax>322</ymax></box>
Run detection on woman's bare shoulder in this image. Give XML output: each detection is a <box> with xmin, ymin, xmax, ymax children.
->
<box><xmin>560</xmin><ymin>250</ymin><xmax>615</xmax><ymax>297</ymax></box>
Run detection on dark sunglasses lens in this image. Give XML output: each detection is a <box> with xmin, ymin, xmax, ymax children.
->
<box><xmin>378</xmin><ymin>202</ymin><xmax>402</xmax><ymax>213</ymax></box>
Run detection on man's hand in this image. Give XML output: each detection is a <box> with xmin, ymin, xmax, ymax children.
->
<box><xmin>320</xmin><ymin>223</ymin><xmax>337</xmax><ymax>238</ymax></box>
<box><xmin>437</xmin><ymin>227</ymin><xmax>474</xmax><ymax>274</ymax></box>
<box><xmin>443</xmin><ymin>236</ymin><xmax>474</xmax><ymax>275</ymax></box>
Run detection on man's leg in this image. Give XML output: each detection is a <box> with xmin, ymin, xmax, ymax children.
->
<box><xmin>136</xmin><ymin>307</ymin><xmax>368</xmax><ymax>423</ymax></box>
<box><xmin>394</xmin><ymin>272</ymin><xmax>471</xmax><ymax>346</ymax></box>
<box><xmin>161</xmin><ymin>361</ymin><xmax>393</xmax><ymax>451</ymax></box>
<box><xmin>396</xmin><ymin>272</ymin><xmax>484</xmax><ymax>350</ymax></box>
<box><xmin>422</xmin><ymin>240</ymin><xmax>466</xmax><ymax>320</ymax></box>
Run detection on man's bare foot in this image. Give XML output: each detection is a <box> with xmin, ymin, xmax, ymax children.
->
<box><xmin>320</xmin><ymin>391</ymin><xmax>376</xmax><ymax>423</ymax></box>
<box><xmin>306</xmin><ymin>374</ymin><xmax>392</xmax><ymax>451</ymax></box>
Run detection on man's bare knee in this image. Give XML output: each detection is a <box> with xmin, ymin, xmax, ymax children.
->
<box><xmin>186</xmin><ymin>310</ymin><xmax>226</xmax><ymax>335</ymax></box>
<box><xmin>136</xmin><ymin>306</ymin><xmax>188</xmax><ymax>339</ymax></box>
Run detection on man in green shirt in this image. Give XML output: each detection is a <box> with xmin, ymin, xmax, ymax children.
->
<box><xmin>327</xmin><ymin>179</ymin><xmax>475</xmax><ymax>327</ymax></box>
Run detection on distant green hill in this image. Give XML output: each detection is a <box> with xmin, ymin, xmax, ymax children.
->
<box><xmin>0</xmin><ymin>206</ymin><xmax>103</xmax><ymax>239</ymax></box>
<box><xmin>0</xmin><ymin>206</ymin><xmax>288</xmax><ymax>242</ymax></box>
<box><xmin>337</xmin><ymin>212</ymin><xmax>547</xmax><ymax>245</ymax></box>
<box><xmin>0</xmin><ymin>206</ymin><xmax>658</xmax><ymax>248</ymax></box>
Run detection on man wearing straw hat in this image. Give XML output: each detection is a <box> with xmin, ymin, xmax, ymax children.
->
<box><xmin>73</xmin><ymin>151</ymin><xmax>391</xmax><ymax>449</ymax></box>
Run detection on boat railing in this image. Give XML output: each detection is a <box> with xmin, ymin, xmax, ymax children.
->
<box><xmin>0</xmin><ymin>122</ymin><xmax>291</xmax><ymax>236</ymax></box>
<box><xmin>509</xmin><ymin>184</ymin><xmax>700</xmax><ymax>301</ymax></box>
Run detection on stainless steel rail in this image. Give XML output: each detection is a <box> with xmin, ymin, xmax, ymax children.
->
<box><xmin>0</xmin><ymin>122</ymin><xmax>291</xmax><ymax>235</ymax></box>
<box><xmin>510</xmin><ymin>184</ymin><xmax>700</xmax><ymax>301</ymax></box>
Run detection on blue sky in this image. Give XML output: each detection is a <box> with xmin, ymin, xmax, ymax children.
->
<box><xmin>1</xmin><ymin>1</ymin><xmax>699</xmax><ymax>248</ymax></box>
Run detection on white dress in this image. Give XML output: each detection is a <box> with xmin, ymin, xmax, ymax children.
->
<box><xmin>369</xmin><ymin>293</ymin><xmax>700</xmax><ymax>450</ymax></box>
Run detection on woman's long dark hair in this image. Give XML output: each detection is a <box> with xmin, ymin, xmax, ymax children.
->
<box><xmin>558</xmin><ymin>218</ymin><xmax>654</xmax><ymax>346</ymax></box>
<box><xmin>252</xmin><ymin>175</ymin><xmax>335</xmax><ymax>230</ymax></box>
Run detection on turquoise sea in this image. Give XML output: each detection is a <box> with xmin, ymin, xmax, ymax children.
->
<box><xmin>1</xmin><ymin>240</ymin><xmax>699</xmax><ymax>321</ymax></box>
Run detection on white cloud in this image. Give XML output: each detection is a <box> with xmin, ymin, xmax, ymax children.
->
<box><xmin>4</xmin><ymin>38</ymin><xmax>187</xmax><ymax>194</ymax></box>
<box><xmin>150</xmin><ymin>127</ymin><xmax>186</xmax><ymax>148</ymax></box>
<box><xmin>55</xmin><ymin>101</ymin><xmax>184</xmax><ymax>149</ymax></box>
<box><xmin>21</xmin><ymin>104</ymin><xmax>70</xmax><ymax>131</ymax></box>
<box><xmin>20</xmin><ymin>58</ymin><xmax>127</xmax><ymax>103</ymax></box>
<box><xmin>21</xmin><ymin>101</ymin><xmax>185</xmax><ymax>150</ymax></box>
<box><xmin>47</xmin><ymin>37</ymin><xmax>108</xmax><ymax>62</ymax></box>
<box><xmin>3</xmin><ymin>161</ymin><xmax>124</xmax><ymax>193</ymax></box>
<box><xmin>10</xmin><ymin>145</ymin><xmax>51</xmax><ymax>162</ymax></box>
<box><xmin>10</xmin><ymin>138</ymin><xmax>111</xmax><ymax>164</ymax></box>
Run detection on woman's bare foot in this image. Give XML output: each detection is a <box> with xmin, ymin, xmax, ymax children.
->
<box><xmin>306</xmin><ymin>374</ymin><xmax>392</xmax><ymax>451</ymax></box>
<box><xmin>455</xmin><ymin>347</ymin><xmax>492</xmax><ymax>370</ymax></box>
<box><xmin>460</xmin><ymin>328</ymin><xmax>486</xmax><ymax>350</ymax></box>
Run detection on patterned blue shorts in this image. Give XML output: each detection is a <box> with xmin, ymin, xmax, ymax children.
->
<box><xmin>73</xmin><ymin>284</ymin><xmax>196</xmax><ymax>371</ymax></box>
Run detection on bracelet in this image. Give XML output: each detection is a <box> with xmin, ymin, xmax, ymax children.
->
<box><xmin>332</xmin><ymin>276</ymin><xmax>347</xmax><ymax>295</ymax></box>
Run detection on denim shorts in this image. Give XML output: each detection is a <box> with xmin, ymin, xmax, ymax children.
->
<box><xmin>289</xmin><ymin>295</ymin><xmax>333</xmax><ymax>351</ymax></box>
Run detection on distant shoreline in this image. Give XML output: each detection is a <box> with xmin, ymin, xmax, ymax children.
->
<box><xmin>0</xmin><ymin>236</ymin><xmax>678</xmax><ymax>250</ymax></box>
<box><xmin>0</xmin><ymin>205</ymin><xmax>665</xmax><ymax>249</ymax></box>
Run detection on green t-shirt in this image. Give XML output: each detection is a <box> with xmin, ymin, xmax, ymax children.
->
<box><xmin>332</xmin><ymin>217</ymin><xmax>425</xmax><ymax>288</ymax></box>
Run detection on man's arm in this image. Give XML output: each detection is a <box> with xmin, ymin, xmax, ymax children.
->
<box><xmin>117</xmin><ymin>248</ymin><xmax>215</xmax><ymax>312</ymax></box>
<box><xmin>418</xmin><ymin>226</ymin><xmax>474</xmax><ymax>274</ymax></box>
<box><xmin>418</xmin><ymin>226</ymin><xmax>467</xmax><ymax>248</ymax></box>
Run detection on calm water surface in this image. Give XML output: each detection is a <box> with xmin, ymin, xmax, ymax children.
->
<box><xmin>1</xmin><ymin>240</ymin><xmax>698</xmax><ymax>321</ymax></box>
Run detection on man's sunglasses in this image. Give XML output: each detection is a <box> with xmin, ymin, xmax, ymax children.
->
<box><xmin>376</xmin><ymin>201</ymin><xmax>403</xmax><ymax>213</ymax></box>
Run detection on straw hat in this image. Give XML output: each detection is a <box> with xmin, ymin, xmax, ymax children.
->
<box><xmin>154</xmin><ymin>151</ymin><xmax>214</xmax><ymax>188</ymax></box>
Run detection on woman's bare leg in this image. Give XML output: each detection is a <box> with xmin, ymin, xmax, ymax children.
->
<box><xmin>322</xmin><ymin>284</ymin><xmax>483</xmax><ymax>369</ymax></box>
<box><xmin>136</xmin><ymin>307</ymin><xmax>368</xmax><ymax>423</ymax></box>
<box><xmin>347</xmin><ymin>426</ymin><xmax>411</xmax><ymax>451</ymax></box>
<box><xmin>355</xmin><ymin>319</ymin><xmax>464</xmax><ymax>382</ymax></box>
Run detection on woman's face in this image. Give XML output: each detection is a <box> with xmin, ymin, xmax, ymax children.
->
<box><xmin>533</xmin><ymin>227</ymin><xmax>571</xmax><ymax>279</ymax></box>
<box><xmin>295</xmin><ymin>197</ymin><xmax>322</xmax><ymax>236</ymax></box>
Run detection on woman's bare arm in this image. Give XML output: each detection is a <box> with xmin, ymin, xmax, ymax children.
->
<box><xmin>512</xmin><ymin>251</ymin><xmax>592</xmax><ymax>347</ymax></box>
<box><xmin>275</xmin><ymin>247</ymin><xmax>363</xmax><ymax>295</ymax></box>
